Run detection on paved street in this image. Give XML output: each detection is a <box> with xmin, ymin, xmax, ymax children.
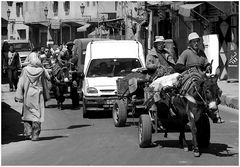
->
<box><xmin>1</xmin><ymin>85</ymin><xmax>238</xmax><ymax>165</ymax></box>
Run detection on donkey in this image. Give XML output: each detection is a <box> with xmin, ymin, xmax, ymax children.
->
<box><xmin>170</xmin><ymin>68</ymin><xmax>222</xmax><ymax>157</ymax></box>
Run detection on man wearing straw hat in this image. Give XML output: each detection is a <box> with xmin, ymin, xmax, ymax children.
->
<box><xmin>146</xmin><ymin>36</ymin><xmax>175</xmax><ymax>73</ymax></box>
<box><xmin>146</xmin><ymin>36</ymin><xmax>175</xmax><ymax>80</ymax></box>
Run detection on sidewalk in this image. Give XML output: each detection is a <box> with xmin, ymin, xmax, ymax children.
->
<box><xmin>218</xmin><ymin>80</ymin><xmax>239</xmax><ymax>110</ymax></box>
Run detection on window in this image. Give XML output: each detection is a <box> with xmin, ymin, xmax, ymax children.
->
<box><xmin>18</xmin><ymin>29</ymin><xmax>26</xmax><ymax>40</ymax></box>
<box><xmin>64</xmin><ymin>1</ymin><xmax>70</xmax><ymax>15</ymax></box>
<box><xmin>93</xmin><ymin>1</ymin><xmax>95</xmax><ymax>6</ymax></box>
<box><xmin>87</xmin><ymin>2</ymin><xmax>89</xmax><ymax>7</ymax></box>
<box><xmin>16</xmin><ymin>2</ymin><xmax>23</xmax><ymax>17</ymax></box>
<box><xmin>53</xmin><ymin>1</ymin><xmax>58</xmax><ymax>16</ymax></box>
<box><xmin>7</xmin><ymin>1</ymin><xmax>13</xmax><ymax>6</ymax></box>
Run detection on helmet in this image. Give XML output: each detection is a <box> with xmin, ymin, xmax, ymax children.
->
<box><xmin>188</xmin><ymin>32</ymin><xmax>200</xmax><ymax>42</ymax></box>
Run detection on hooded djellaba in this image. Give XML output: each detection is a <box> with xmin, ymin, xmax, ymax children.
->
<box><xmin>15</xmin><ymin>52</ymin><xmax>51</xmax><ymax>141</ymax></box>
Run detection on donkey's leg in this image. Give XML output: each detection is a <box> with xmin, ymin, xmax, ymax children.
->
<box><xmin>179</xmin><ymin>123</ymin><xmax>188</xmax><ymax>151</ymax></box>
<box><xmin>187</xmin><ymin>102</ymin><xmax>200</xmax><ymax>157</ymax></box>
<box><xmin>190</xmin><ymin>120</ymin><xmax>200</xmax><ymax>157</ymax></box>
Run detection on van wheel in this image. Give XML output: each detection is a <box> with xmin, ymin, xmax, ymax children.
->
<box><xmin>82</xmin><ymin>98</ymin><xmax>89</xmax><ymax>118</ymax></box>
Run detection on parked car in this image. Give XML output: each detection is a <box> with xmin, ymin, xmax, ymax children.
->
<box><xmin>8</xmin><ymin>40</ymin><xmax>33</xmax><ymax>67</ymax></box>
<box><xmin>82</xmin><ymin>40</ymin><xmax>146</xmax><ymax>118</ymax></box>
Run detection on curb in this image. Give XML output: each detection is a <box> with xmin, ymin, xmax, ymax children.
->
<box><xmin>220</xmin><ymin>94</ymin><xmax>239</xmax><ymax>110</ymax></box>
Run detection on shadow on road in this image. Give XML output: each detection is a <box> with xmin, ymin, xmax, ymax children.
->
<box><xmin>42</xmin><ymin>124</ymin><xmax>92</xmax><ymax>131</ymax></box>
<box><xmin>2</xmin><ymin>102</ymin><xmax>24</xmax><ymax>145</ymax></box>
<box><xmin>153</xmin><ymin>139</ymin><xmax>190</xmax><ymax>149</ymax></box>
<box><xmin>201</xmin><ymin>143</ymin><xmax>238</xmax><ymax>157</ymax></box>
<box><xmin>38</xmin><ymin>135</ymin><xmax>68</xmax><ymax>141</ymax></box>
<box><xmin>67</xmin><ymin>124</ymin><xmax>92</xmax><ymax>129</ymax></box>
<box><xmin>152</xmin><ymin>139</ymin><xmax>238</xmax><ymax>157</ymax></box>
<box><xmin>87</xmin><ymin>111</ymin><xmax>112</xmax><ymax>119</ymax></box>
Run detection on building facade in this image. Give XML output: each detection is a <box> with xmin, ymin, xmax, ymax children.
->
<box><xmin>23</xmin><ymin>1</ymin><xmax>121</xmax><ymax>47</ymax></box>
<box><xmin>1</xmin><ymin>1</ymin><xmax>29</xmax><ymax>42</ymax></box>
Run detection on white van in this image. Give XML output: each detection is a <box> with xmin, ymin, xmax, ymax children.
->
<box><xmin>82</xmin><ymin>40</ymin><xmax>146</xmax><ymax>118</ymax></box>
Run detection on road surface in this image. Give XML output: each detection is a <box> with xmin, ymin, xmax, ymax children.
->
<box><xmin>1</xmin><ymin>94</ymin><xmax>238</xmax><ymax>165</ymax></box>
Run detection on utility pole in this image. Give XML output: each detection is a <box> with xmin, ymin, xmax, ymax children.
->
<box><xmin>97</xmin><ymin>2</ymin><xmax>99</xmax><ymax>30</ymax></box>
<box><xmin>144</xmin><ymin>1</ymin><xmax>148</xmax><ymax>57</ymax></box>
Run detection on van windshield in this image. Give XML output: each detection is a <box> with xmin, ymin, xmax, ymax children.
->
<box><xmin>87</xmin><ymin>58</ymin><xmax>142</xmax><ymax>77</ymax></box>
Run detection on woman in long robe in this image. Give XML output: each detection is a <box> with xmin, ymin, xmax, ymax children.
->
<box><xmin>15</xmin><ymin>52</ymin><xmax>50</xmax><ymax>141</ymax></box>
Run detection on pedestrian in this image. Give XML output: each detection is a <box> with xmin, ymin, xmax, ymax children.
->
<box><xmin>22</xmin><ymin>47</ymin><xmax>40</xmax><ymax>67</ymax></box>
<box><xmin>7</xmin><ymin>44</ymin><xmax>21</xmax><ymax>91</ymax></box>
<box><xmin>174</xmin><ymin>32</ymin><xmax>211</xmax><ymax>73</ymax></box>
<box><xmin>15</xmin><ymin>52</ymin><xmax>51</xmax><ymax>141</ymax></box>
<box><xmin>1</xmin><ymin>41</ymin><xmax>9</xmax><ymax>81</ymax></box>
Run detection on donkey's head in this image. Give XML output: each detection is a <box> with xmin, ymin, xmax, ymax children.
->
<box><xmin>184</xmin><ymin>67</ymin><xmax>222</xmax><ymax>122</ymax></box>
<box><xmin>201</xmin><ymin>67</ymin><xmax>222</xmax><ymax>122</ymax></box>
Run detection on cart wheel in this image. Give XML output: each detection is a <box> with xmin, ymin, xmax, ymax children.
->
<box><xmin>139</xmin><ymin>114</ymin><xmax>152</xmax><ymax>148</ymax></box>
<box><xmin>196</xmin><ymin>113</ymin><xmax>210</xmax><ymax>148</ymax></box>
<box><xmin>82</xmin><ymin>98</ymin><xmax>89</xmax><ymax>118</ymax></box>
<box><xmin>112</xmin><ymin>100</ymin><xmax>127</xmax><ymax>127</ymax></box>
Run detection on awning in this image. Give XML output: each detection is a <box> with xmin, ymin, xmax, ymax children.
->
<box><xmin>24</xmin><ymin>22</ymin><xmax>48</xmax><ymax>27</ymax></box>
<box><xmin>61</xmin><ymin>19</ymin><xmax>87</xmax><ymax>27</ymax></box>
<box><xmin>77</xmin><ymin>23</ymin><xmax>91</xmax><ymax>32</ymax></box>
<box><xmin>178</xmin><ymin>3</ymin><xmax>202</xmax><ymax>17</ymax></box>
<box><xmin>207</xmin><ymin>2</ymin><xmax>232</xmax><ymax>15</ymax></box>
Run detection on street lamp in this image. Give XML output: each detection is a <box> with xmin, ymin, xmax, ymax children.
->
<box><xmin>6</xmin><ymin>9</ymin><xmax>15</xmax><ymax>40</ymax></box>
<box><xmin>44</xmin><ymin>6</ymin><xmax>52</xmax><ymax>46</ymax></box>
<box><xmin>80</xmin><ymin>3</ymin><xmax>85</xmax><ymax>16</ymax></box>
<box><xmin>80</xmin><ymin>3</ymin><xmax>91</xmax><ymax>21</ymax></box>
<box><xmin>7</xmin><ymin>9</ymin><xmax>11</xmax><ymax>20</ymax></box>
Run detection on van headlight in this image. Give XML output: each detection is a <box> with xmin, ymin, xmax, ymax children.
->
<box><xmin>87</xmin><ymin>87</ymin><xmax>98</xmax><ymax>94</ymax></box>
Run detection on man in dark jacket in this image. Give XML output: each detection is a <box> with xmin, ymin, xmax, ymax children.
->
<box><xmin>59</xmin><ymin>41</ymin><xmax>80</xmax><ymax>109</ymax></box>
<box><xmin>175</xmin><ymin>32</ymin><xmax>211</xmax><ymax>73</ymax></box>
<box><xmin>7</xmin><ymin>44</ymin><xmax>21</xmax><ymax>91</ymax></box>
<box><xmin>146</xmin><ymin>36</ymin><xmax>175</xmax><ymax>73</ymax></box>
